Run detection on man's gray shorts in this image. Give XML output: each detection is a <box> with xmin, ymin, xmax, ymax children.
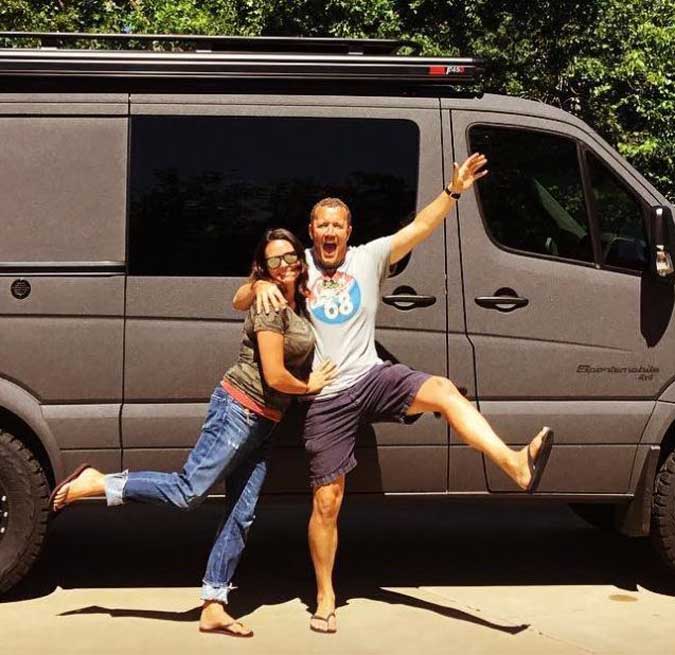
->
<box><xmin>300</xmin><ymin>362</ymin><xmax>431</xmax><ymax>487</ymax></box>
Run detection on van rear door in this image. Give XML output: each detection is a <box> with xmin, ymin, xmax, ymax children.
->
<box><xmin>0</xmin><ymin>96</ymin><xmax>127</xmax><ymax>474</ymax></box>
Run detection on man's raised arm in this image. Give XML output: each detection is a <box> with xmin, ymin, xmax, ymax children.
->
<box><xmin>389</xmin><ymin>152</ymin><xmax>487</xmax><ymax>265</ymax></box>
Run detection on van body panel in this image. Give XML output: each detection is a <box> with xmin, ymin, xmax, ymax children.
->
<box><xmin>124</xmin><ymin>445</ymin><xmax>447</xmax><ymax>493</ymax></box>
<box><xmin>1</xmin><ymin>317</ymin><xmax>123</xmax><ymax>403</ymax></box>
<box><xmin>441</xmin><ymin>109</ymin><xmax>477</xmax><ymax>398</ymax></box>
<box><xmin>449</xmin><ymin>446</ymin><xmax>487</xmax><ymax>491</ymax></box>
<box><xmin>124</xmin><ymin>317</ymin><xmax>239</xmax><ymax>401</ymax></box>
<box><xmin>485</xmin><ymin>445</ymin><xmax>636</xmax><ymax>493</ymax></box>
<box><xmin>121</xmin><ymin>98</ymin><xmax>449</xmax><ymax>492</ymax></box>
<box><xmin>441</xmin><ymin>108</ymin><xmax>486</xmax><ymax>490</ymax></box>
<box><xmin>637</xmin><ymin>400</ymin><xmax>675</xmax><ymax>447</ymax></box>
<box><xmin>0</xmin><ymin>276</ymin><xmax>124</xmax><ymax>403</ymax></box>
<box><xmin>656</xmin><ymin>380</ymin><xmax>675</xmax><ymax>404</ymax></box>
<box><xmin>131</xmin><ymin>93</ymin><xmax>439</xmax><ymax>110</ymax></box>
<box><xmin>0</xmin><ymin>103</ymin><xmax>127</xmax><ymax>115</ymax></box>
<box><xmin>41</xmin><ymin>404</ymin><xmax>120</xmax><ymax>449</ymax></box>
<box><xmin>0</xmin><ymin>115</ymin><xmax>127</xmax><ymax>263</ymax></box>
<box><xmin>0</xmin><ymin>276</ymin><xmax>125</xmax><ymax>316</ymax></box>
<box><xmin>477</xmin><ymin>401</ymin><xmax>653</xmax><ymax>445</ymax></box>
<box><xmin>0</xmin><ymin>93</ymin><xmax>128</xmax><ymax>104</ymax></box>
<box><xmin>60</xmin><ymin>449</ymin><xmax>121</xmax><ymax>476</ymax></box>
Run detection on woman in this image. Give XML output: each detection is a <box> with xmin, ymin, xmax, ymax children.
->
<box><xmin>49</xmin><ymin>228</ymin><xmax>336</xmax><ymax>638</ymax></box>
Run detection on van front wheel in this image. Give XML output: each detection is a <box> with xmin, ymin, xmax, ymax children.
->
<box><xmin>0</xmin><ymin>430</ymin><xmax>50</xmax><ymax>594</ymax></box>
<box><xmin>651</xmin><ymin>450</ymin><xmax>675</xmax><ymax>571</ymax></box>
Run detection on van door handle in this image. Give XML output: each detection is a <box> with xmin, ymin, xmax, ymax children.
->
<box><xmin>382</xmin><ymin>287</ymin><xmax>436</xmax><ymax>310</ymax></box>
<box><xmin>475</xmin><ymin>289</ymin><xmax>529</xmax><ymax>312</ymax></box>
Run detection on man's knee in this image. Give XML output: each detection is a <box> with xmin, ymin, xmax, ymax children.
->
<box><xmin>312</xmin><ymin>482</ymin><xmax>343</xmax><ymax>522</ymax></box>
<box><xmin>426</xmin><ymin>376</ymin><xmax>463</xmax><ymax>403</ymax></box>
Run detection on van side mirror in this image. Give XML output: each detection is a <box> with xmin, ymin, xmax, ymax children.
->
<box><xmin>650</xmin><ymin>205</ymin><xmax>675</xmax><ymax>278</ymax></box>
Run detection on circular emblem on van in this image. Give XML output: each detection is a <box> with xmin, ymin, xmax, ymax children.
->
<box><xmin>11</xmin><ymin>279</ymin><xmax>31</xmax><ymax>300</ymax></box>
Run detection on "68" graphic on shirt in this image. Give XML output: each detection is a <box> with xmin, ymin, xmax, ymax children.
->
<box><xmin>310</xmin><ymin>276</ymin><xmax>361</xmax><ymax>324</ymax></box>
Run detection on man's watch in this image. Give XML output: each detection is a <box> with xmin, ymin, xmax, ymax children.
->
<box><xmin>444</xmin><ymin>186</ymin><xmax>461</xmax><ymax>200</ymax></box>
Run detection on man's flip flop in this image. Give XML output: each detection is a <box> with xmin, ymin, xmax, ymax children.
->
<box><xmin>527</xmin><ymin>428</ymin><xmax>554</xmax><ymax>494</ymax></box>
<box><xmin>48</xmin><ymin>463</ymin><xmax>92</xmax><ymax>514</ymax></box>
<box><xmin>199</xmin><ymin>622</ymin><xmax>254</xmax><ymax>638</ymax></box>
<box><xmin>310</xmin><ymin>612</ymin><xmax>337</xmax><ymax>634</ymax></box>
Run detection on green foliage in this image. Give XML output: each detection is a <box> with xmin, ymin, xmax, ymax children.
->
<box><xmin>0</xmin><ymin>0</ymin><xmax>672</xmax><ymax>199</ymax></box>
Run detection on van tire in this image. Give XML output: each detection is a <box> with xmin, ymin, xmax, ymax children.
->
<box><xmin>0</xmin><ymin>430</ymin><xmax>50</xmax><ymax>594</ymax></box>
<box><xmin>651</xmin><ymin>450</ymin><xmax>675</xmax><ymax>571</ymax></box>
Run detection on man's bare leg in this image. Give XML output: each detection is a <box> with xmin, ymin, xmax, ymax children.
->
<box><xmin>52</xmin><ymin>467</ymin><xmax>252</xmax><ymax>635</ymax></box>
<box><xmin>408</xmin><ymin>377</ymin><xmax>549</xmax><ymax>489</ymax></box>
<box><xmin>308</xmin><ymin>475</ymin><xmax>345</xmax><ymax>633</ymax></box>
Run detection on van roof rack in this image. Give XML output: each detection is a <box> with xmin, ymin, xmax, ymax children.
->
<box><xmin>0</xmin><ymin>31</ymin><xmax>421</xmax><ymax>56</ymax></box>
<box><xmin>0</xmin><ymin>31</ymin><xmax>484</xmax><ymax>93</ymax></box>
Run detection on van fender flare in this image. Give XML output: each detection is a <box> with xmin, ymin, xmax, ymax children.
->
<box><xmin>617</xmin><ymin>400</ymin><xmax>675</xmax><ymax>536</ymax></box>
<box><xmin>0</xmin><ymin>378</ymin><xmax>62</xmax><ymax>482</ymax></box>
<box><xmin>656</xmin><ymin>378</ymin><xmax>675</xmax><ymax>404</ymax></box>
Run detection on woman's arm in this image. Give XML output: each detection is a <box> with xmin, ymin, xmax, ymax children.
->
<box><xmin>257</xmin><ymin>330</ymin><xmax>336</xmax><ymax>394</ymax></box>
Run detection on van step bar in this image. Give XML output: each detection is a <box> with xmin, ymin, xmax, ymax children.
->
<box><xmin>0</xmin><ymin>31</ymin><xmax>483</xmax><ymax>88</ymax></box>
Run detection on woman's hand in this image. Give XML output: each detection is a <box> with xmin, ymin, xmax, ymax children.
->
<box><xmin>448</xmin><ymin>152</ymin><xmax>488</xmax><ymax>194</ymax></box>
<box><xmin>306</xmin><ymin>359</ymin><xmax>338</xmax><ymax>394</ymax></box>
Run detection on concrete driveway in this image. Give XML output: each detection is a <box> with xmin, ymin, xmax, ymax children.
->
<box><xmin>2</xmin><ymin>498</ymin><xmax>674</xmax><ymax>654</ymax></box>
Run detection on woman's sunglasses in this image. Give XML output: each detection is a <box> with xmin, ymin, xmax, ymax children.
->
<box><xmin>266</xmin><ymin>252</ymin><xmax>300</xmax><ymax>269</ymax></box>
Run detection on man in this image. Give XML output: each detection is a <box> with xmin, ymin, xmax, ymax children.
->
<box><xmin>233</xmin><ymin>152</ymin><xmax>553</xmax><ymax>634</ymax></box>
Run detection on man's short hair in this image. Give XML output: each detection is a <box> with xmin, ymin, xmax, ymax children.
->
<box><xmin>310</xmin><ymin>197</ymin><xmax>352</xmax><ymax>224</ymax></box>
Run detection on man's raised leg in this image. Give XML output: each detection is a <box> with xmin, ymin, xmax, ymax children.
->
<box><xmin>408</xmin><ymin>376</ymin><xmax>549</xmax><ymax>490</ymax></box>
<box><xmin>308</xmin><ymin>474</ymin><xmax>345</xmax><ymax>633</ymax></box>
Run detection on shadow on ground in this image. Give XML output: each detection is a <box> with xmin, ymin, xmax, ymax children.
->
<box><xmin>3</xmin><ymin>497</ymin><xmax>674</xmax><ymax>632</ymax></box>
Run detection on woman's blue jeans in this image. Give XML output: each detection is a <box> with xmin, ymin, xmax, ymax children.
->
<box><xmin>104</xmin><ymin>386</ymin><xmax>277</xmax><ymax>603</ymax></box>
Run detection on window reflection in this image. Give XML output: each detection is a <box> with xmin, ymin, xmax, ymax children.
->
<box><xmin>129</xmin><ymin>116</ymin><xmax>419</xmax><ymax>276</ymax></box>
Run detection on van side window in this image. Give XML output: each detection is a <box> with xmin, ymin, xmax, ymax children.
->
<box><xmin>469</xmin><ymin>126</ymin><xmax>593</xmax><ymax>264</ymax></box>
<box><xmin>128</xmin><ymin>116</ymin><xmax>419</xmax><ymax>277</ymax></box>
<box><xmin>587</xmin><ymin>153</ymin><xmax>648</xmax><ymax>272</ymax></box>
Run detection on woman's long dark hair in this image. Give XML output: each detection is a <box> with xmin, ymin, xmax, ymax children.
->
<box><xmin>250</xmin><ymin>228</ymin><xmax>309</xmax><ymax>316</ymax></box>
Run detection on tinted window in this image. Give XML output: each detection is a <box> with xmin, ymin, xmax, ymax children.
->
<box><xmin>129</xmin><ymin>116</ymin><xmax>419</xmax><ymax>276</ymax></box>
<box><xmin>587</xmin><ymin>153</ymin><xmax>648</xmax><ymax>271</ymax></box>
<box><xmin>469</xmin><ymin>126</ymin><xmax>593</xmax><ymax>263</ymax></box>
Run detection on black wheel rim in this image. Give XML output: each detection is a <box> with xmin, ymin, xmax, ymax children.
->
<box><xmin>0</xmin><ymin>480</ymin><xmax>7</xmax><ymax>544</ymax></box>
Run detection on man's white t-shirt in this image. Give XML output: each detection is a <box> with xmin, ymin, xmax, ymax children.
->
<box><xmin>305</xmin><ymin>236</ymin><xmax>392</xmax><ymax>398</ymax></box>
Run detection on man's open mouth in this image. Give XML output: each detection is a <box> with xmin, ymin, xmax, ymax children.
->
<box><xmin>322</xmin><ymin>242</ymin><xmax>337</xmax><ymax>255</ymax></box>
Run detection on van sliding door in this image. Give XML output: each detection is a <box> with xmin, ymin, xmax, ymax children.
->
<box><xmin>122</xmin><ymin>95</ymin><xmax>448</xmax><ymax>493</ymax></box>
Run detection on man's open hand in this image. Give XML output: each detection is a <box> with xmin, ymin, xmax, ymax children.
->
<box><xmin>255</xmin><ymin>281</ymin><xmax>287</xmax><ymax>314</ymax></box>
<box><xmin>448</xmin><ymin>152</ymin><xmax>488</xmax><ymax>194</ymax></box>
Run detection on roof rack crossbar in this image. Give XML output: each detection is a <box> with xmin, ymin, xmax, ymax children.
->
<box><xmin>0</xmin><ymin>31</ymin><xmax>422</xmax><ymax>56</ymax></box>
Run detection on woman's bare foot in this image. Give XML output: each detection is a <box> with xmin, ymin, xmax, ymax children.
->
<box><xmin>199</xmin><ymin>600</ymin><xmax>253</xmax><ymax>637</ymax></box>
<box><xmin>511</xmin><ymin>427</ymin><xmax>552</xmax><ymax>490</ymax></box>
<box><xmin>52</xmin><ymin>467</ymin><xmax>106</xmax><ymax>511</ymax></box>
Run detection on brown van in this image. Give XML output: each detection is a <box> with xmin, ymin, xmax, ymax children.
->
<box><xmin>1</xmin><ymin>32</ymin><xmax>674</xmax><ymax>593</ymax></box>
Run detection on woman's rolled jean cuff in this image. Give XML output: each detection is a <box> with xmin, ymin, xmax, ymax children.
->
<box><xmin>104</xmin><ymin>470</ymin><xmax>128</xmax><ymax>506</ymax></box>
<box><xmin>201</xmin><ymin>581</ymin><xmax>235</xmax><ymax>604</ymax></box>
